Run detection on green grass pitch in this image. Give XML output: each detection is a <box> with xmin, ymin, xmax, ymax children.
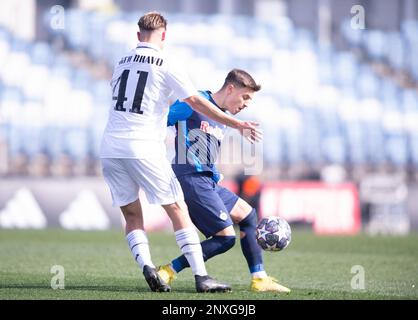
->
<box><xmin>0</xmin><ymin>229</ymin><xmax>417</xmax><ymax>300</ymax></box>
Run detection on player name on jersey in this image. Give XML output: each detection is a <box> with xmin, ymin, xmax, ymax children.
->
<box><xmin>118</xmin><ymin>54</ymin><xmax>164</xmax><ymax>66</ymax></box>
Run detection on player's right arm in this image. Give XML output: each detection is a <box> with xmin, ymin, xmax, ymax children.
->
<box><xmin>184</xmin><ymin>95</ymin><xmax>262</xmax><ymax>144</ymax></box>
<box><xmin>165</xmin><ymin>61</ymin><xmax>261</xmax><ymax>143</ymax></box>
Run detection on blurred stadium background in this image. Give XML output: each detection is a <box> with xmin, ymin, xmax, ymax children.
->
<box><xmin>2</xmin><ymin>0</ymin><xmax>418</xmax><ymax>301</ymax></box>
<box><xmin>1</xmin><ymin>0</ymin><xmax>418</xmax><ymax>236</ymax></box>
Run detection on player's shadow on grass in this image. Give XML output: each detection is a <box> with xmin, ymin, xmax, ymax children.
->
<box><xmin>1</xmin><ymin>284</ymin><xmax>53</xmax><ymax>290</ymax></box>
<box><xmin>0</xmin><ymin>284</ymin><xmax>151</xmax><ymax>293</ymax></box>
<box><xmin>68</xmin><ymin>285</ymin><xmax>202</xmax><ymax>294</ymax></box>
<box><xmin>0</xmin><ymin>284</ymin><xmax>201</xmax><ymax>294</ymax></box>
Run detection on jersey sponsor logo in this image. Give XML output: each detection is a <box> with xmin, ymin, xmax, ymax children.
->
<box><xmin>0</xmin><ymin>188</ymin><xmax>47</xmax><ymax>229</ymax></box>
<box><xmin>200</xmin><ymin>121</ymin><xmax>225</xmax><ymax>140</ymax></box>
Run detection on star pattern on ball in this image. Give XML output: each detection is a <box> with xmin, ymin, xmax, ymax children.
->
<box><xmin>256</xmin><ymin>216</ymin><xmax>291</xmax><ymax>252</ymax></box>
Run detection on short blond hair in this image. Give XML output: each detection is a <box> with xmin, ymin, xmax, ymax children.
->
<box><xmin>137</xmin><ymin>12</ymin><xmax>167</xmax><ymax>31</ymax></box>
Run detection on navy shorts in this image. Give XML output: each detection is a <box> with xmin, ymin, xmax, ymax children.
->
<box><xmin>177</xmin><ymin>173</ymin><xmax>239</xmax><ymax>238</ymax></box>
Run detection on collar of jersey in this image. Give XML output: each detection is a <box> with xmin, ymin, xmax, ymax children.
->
<box><xmin>136</xmin><ymin>42</ymin><xmax>161</xmax><ymax>52</ymax></box>
<box><xmin>202</xmin><ymin>90</ymin><xmax>225</xmax><ymax>112</ymax></box>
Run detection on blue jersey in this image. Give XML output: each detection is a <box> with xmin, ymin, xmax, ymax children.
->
<box><xmin>167</xmin><ymin>90</ymin><xmax>227</xmax><ymax>181</ymax></box>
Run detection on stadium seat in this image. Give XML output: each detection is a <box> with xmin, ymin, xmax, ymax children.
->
<box><xmin>1</xmin><ymin>9</ymin><xmax>417</xmax><ymax>174</ymax></box>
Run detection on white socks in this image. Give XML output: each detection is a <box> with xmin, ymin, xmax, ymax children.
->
<box><xmin>252</xmin><ymin>271</ymin><xmax>267</xmax><ymax>279</ymax></box>
<box><xmin>126</xmin><ymin>229</ymin><xmax>155</xmax><ymax>271</ymax></box>
<box><xmin>127</xmin><ymin>228</ymin><xmax>208</xmax><ymax>276</ymax></box>
<box><xmin>175</xmin><ymin>228</ymin><xmax>207</xmax><ymax>276</ymax></box>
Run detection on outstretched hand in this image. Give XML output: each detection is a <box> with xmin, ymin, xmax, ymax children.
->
<box><xmin>237</xmin><ymin>121</ymin><xmax>263</xmax><ymax>144</ymax></box>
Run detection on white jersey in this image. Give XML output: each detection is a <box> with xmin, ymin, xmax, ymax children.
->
<box><xmin>100</xmin><ymin>42</ymin><xmax>198</xmax><ymax>159</ymax></box>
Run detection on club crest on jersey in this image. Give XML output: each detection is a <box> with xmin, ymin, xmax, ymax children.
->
<box><xmin>200</xmin><ymin>121</ymin><xmax>225</xmax><ymax>140</ymax></box>
<box><xmin>219</xmin><ymin>211</ymin><xmax>228</xmax><ymax>221</ymax></box>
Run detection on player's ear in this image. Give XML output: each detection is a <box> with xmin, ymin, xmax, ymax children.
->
<box><xmin>161</xmin><ymin>31</ymin><xmax>166</xmax><ymax>41</ymax></box>
<box><xmin>227</xmin><ymin>83</ymin><xmax>234</xmax><ymax>95</ymax></box>
<box><xmin>137</xmin><ymin>32</ymin><xmax>141</xmax><ymax>41</ymax></box>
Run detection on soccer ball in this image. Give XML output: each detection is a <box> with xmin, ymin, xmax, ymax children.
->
<box><xmin>256</xmin><ymin>216</ymin><xmax>291</xmax><ymax>252</ymax></box>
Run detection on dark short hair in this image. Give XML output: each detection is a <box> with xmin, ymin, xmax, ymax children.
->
<box><xmin>222</xmin><ymin>69</ymin><xmax>261</xmax><ymax>92</ymax></box>
<box><xmin>138</xmin><ymin>12</ymin><xmax>167</xmax><ymax>31</ymax></box>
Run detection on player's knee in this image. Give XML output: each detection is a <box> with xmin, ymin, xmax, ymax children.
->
<box><xmin>162</xmin><ymin>202</ymin><xmax>192</xmax><ymax>228</ymax></box>
<box><xmin>215</xmin><ymin>225</ymin><xmax>235</xmax><ymax>237</ymax></box>
<box><xmin>238</xmin><ymin>208</ymin><xmax>257</xmax><ymax>236</ymax></box>
<box><xmin>224</xmin><ymin>235</ymin><xmax>236</xmax><ymax>251</ymax></box>
<box><xmin>121</xmin><ymin>204</ymin><xmax>140</xmax><ymax>220</ymax></box>
<box><xmin>163</xmin><ymin>202</ymin><xmax>189</xmax><ymax>217</ymax></box>
<box><xmin>162</xmin><ymin>202</ymin><xmax>178</xmax><ymax>213</ymax></box>
<box><xmin>213</xmin><ymin>235</ymin><xmax>236</xmax><ymax>253</ymax></box>
<box><xmin>239</xmin><ymin>208</ymin><xmax>257</xmax><ymax>226</ymax></box>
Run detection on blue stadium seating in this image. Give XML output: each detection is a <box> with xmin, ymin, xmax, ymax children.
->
<box><xmin>1</xmin><ymin>11</ymin><xmax>418</xmax><ymax>172</ymax></box>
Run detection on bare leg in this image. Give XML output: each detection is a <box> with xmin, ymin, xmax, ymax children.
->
<box><xmin>120</xmin><ymin>199</ymin><xmax>144</xmax><ymax>234</ymax></box>
<box><xmin>122</xmin><ymin>198</ymin><xmax>170</xmax><ymax>292</ymax></box>
<box><xmin>162</xmin><ymin>200</ymin><xmax>193</xmax><ymax>231</ymax></box>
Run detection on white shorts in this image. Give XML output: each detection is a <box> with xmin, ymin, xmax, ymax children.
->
<box><xmin>101</xmin><ymin>158</ymin><xmax>184</xmax><ymax>207</ymax></box>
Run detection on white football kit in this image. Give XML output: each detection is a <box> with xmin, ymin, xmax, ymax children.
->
<box><xmin>100</xmin><ymin>42</ymin><xmax>198</xmax><ymax>206</ymax></box>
